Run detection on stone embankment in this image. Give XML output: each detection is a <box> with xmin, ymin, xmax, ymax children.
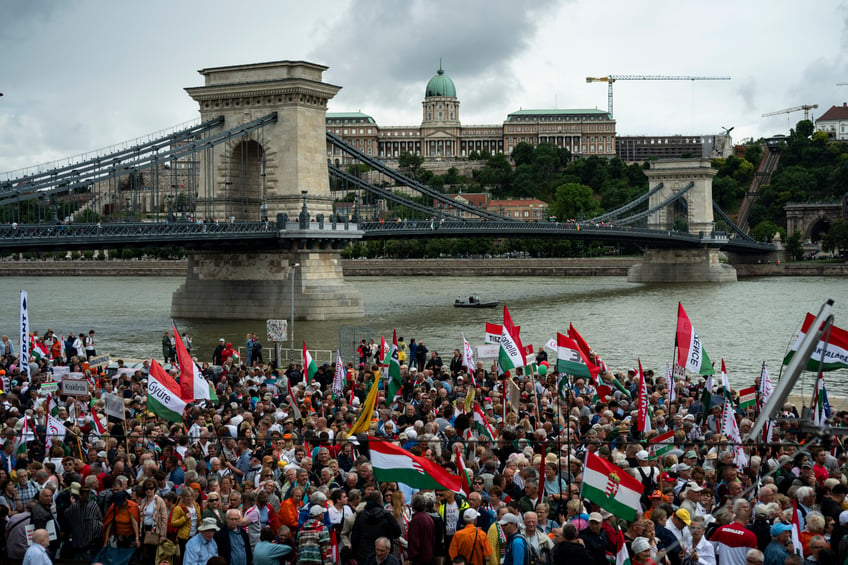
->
<box><xmin>0</xmin><ymin>258</ymin><xmax>845</xmax><ymax>277</ymax></box>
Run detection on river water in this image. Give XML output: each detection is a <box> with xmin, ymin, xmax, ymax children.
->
<box><xmin>1</xmin><ymin>275</ymin><xmax>847</xmax><ymax>397</ymax></box>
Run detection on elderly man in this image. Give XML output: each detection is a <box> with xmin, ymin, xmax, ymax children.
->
<box><xmin>22</xmin><ymin>528</ymin><xmax>51</xmax><ymax>565</ymax></box>
<box><xmin>183</xmin><ymin>517</ymin><xmax>219</xmax><ymax>564</ymax></box>
<box><xmin>711</xmin><ymin>506</ymin><xmax>758</xmax><ymax>565</ymax></box>
<box><xmin>764</xmin><ymin>523</ymin><xmax>792</xmax><ymax>565</ymax></box>
<box><xmin>579</xmin><ymin>512</ymin><xmax>608</xmax><ymax>565</ymax></box>
<box><xmin>215</xmin><ymin>509</ymin><xmax>252</xmax><ymax>565</ymax></box>
<box><xmin>450</xmin><ymin>509</ymin><xmax>493</xmax><ymax>565</ymax></box>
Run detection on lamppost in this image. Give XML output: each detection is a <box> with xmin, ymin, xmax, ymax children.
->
<box><xmin>125</xmin><ymin>196</ymin><xmax>131</xmax><ymax>222</ymax></box>
<box><xmin>289</xmin><ymin>262</ymin><xmax>300</xmax><ymax>362</ymax></box>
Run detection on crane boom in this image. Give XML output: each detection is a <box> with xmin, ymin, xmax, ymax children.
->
<box><xmin>762</xmin><ymin>104</ymin><xmax>819</xmax><ymax>120</ymax></box>
<box><xmin>585</xmin><ymin>75</ymin><xmax>731</xmax><ymax>118</ymax></box>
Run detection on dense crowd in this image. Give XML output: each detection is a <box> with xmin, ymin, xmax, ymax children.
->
<box><xmin>0</xmin><ymin>329</ymin><xmax>847</xmax><ymax>565</ymax></box>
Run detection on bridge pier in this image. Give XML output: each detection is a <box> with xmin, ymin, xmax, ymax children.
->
<box><xmin>627</xmin><ymin>159</ymin><xmax>737</xmax><ymax>283</ymax></box>
<box><xmin>171</xmin><ymin>246</ymin><xmax>363</xmax><ymax>321</ymax></box>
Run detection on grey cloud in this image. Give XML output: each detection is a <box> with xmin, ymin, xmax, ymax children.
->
<box><xmin>310</xmin><ymin>0</ymin><xmax>557</xmax><ymax>117</ymax></box>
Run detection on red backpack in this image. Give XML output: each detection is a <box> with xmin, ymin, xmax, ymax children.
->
<box><xmin>166</xmin><ymin>504</ymin><xmax>186</xmax><ymax>541</ymax></box>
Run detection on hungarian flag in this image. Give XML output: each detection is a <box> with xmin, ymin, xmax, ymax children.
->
<box><xmin>738</xmin><ymin>386</ymin><xmax>756</xmax><ymax>410</ymax></box>
<box><xmin>699</xmin><ymin>374</ymin><xmax>714</xmax><ymax>423</ymax></box>
<box><xmin>30</xmin><ymin>337</ymin><xmax>49</xmax><ymax>362</ymax></box>
<box><xmin>665</xmin><ymin>362</ymin><xmax>677</xmax><ymax>403</ymax></box>
<box><xmin>615</xmin><ymin>527</ymin><xmax>631</xmax><ymax>565</ymax></box>
<box><xmin>386</xmin><ymin>330</ymin><xmax>402</xmax><ymax>402</ymax></box>
<box><xmin>14</xmin><ymin>416</ymin><xmax>34</xmax><ymax>455</ymax></box>
<box><xmin>498</xmin><ymin>307</ymin><xmax>525</xmax><ymax>374</ymax></box>
<box><xmin>556</xmin><ymin>333</ymin><xmax>600</xmax><ymax>380</ymax></box>
<box><xmin>813</xmin><ymin>373</ymin><xmax>830</xmax><ymax>426</ymax></box>
<box><xmin>472</xmin><ymin>403</ymin><xmax>496</xmax><ymax>441</ymax></box>
<box><xmin>379</xmin><ymin>336</ymin><xmax>390</xmax><ymax>366</ymax></box>
<box><xmin>286</xmin><ymin>379</ymin><xmax>302</xmax><ymax>421</ymax></box>
<box><xmin>303</xmin><ymin>342</ymin><xmax>318</xmax><ymax>386</ymax></box>
<box><xmin>174</xmin><ymin>326</ymin><xmax>210</xmax><ymax>402</ymax></box>
<box><xmin>147</xmin><ymin>359</ymin><xmax>188</xmax><ymax>423</ymax></box>
<box><xmin>568</xmin><ymin>324</ymin><xmax>604</xmax><ymax>380</ymax></box>
<box><xmin>719</xmin><ymin>359</ymin><xmax>733</xmax><ymax>403</ymax></box>
<box><xmin>637</xmin><ymin>359</ymin><xmax>652</xmax><ymax>434</ymax></box>
<box><xmin>455</xmin><ymin>444</ymin><xmax>472</xmax><ymax>496</ymax></box>
<box><xmin>676</xmin><ymin>303</ymin><xmax>714</xmax><ymax>375</ymax></box>
<box><xmin>46</xmin><ymin>414</ymin><xmax>67</xmax><ymax>450</ymax></box>
<box><xmin>784</xmin><ymin>313</ymin><xmax>848</xmax><ymax>371</ymax></box>
<box><xmin>461</xmin><ymin>333</ymin><xmax>477</xmax><ymax>385</ymax></box>
<box><xmin>370</xmin><ymin>440</ymin><xmax>465</xmax><ymax>493</ymax></box>
<box><xmin>759</xmin><ymin>362</ymin><xmax>774</xmax><ymax>408</ymax></box>
<box><xmin>582</xmin><ymin>451</ymin><xmax>644</xmax><ymax>522</ymax></box>
<box><xmin>791</xmin><ymin>499</ymin><xmax>803</xmax><ymax>555</ymax></box>
<box><xmin>535</xmin><ymin>452</ymin><xmax>546</xmax><ymax>507</ymax></box>
<box><xmin>720</xmin><ymin>399</ymin><xmax>748</xmax><ymax>469</ymax></box>
<box><xmin>348</xmin><ymin>377</ymin><xmax>379</xmax><ymax>436</ymax></box>
<box><xmin>89</xmin><ymin>413</ymin><xmax>107</xmax><ymax>437</ymax></box>
<box><xmin>332</xmin><ymin>353</ymin><xmax>345</xmax><ymax>399</ymax></box>
<box><xmin>649</xmin><ymin>430</ymin><xmax>674</xmax><ymax>459</ymax></box>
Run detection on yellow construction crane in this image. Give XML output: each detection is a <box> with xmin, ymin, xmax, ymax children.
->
<box><xmin>585</xmin><ymin>75</ymin><xmax>731</xmax><ymax>118</ymax></box>
<box><xmin>761</xmin><ymin>104</ymin><xmax>819</xmax><ymax>121</ymax></box>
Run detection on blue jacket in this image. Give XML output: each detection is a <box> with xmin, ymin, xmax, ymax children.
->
<box><xmin>504</xmin><ymin>532</ymin><xmax>529</xmax><ymax>565</ymax></box>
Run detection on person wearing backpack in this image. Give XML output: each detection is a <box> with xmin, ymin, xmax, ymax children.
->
<box><xmin>632</xmin><ymin>450</ymin><xmax>660</xmax><ymax>509</ymax></box>
<box><xmin>499</xmin><ymin>513</ymin><xmax>530</xmax><ymax>565</ymax></box>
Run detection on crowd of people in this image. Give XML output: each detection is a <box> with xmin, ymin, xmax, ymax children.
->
<box><xmin>0</xmin><ymin>329</ymin><xmax>846</xmax><ymax>565</ymax></box>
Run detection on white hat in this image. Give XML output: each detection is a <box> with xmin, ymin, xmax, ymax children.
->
<box><xmin>309</xmin><ymin>505</ymin><xmax>326</xmax><ymax>517</ymax></box>
<box><xmin>498</xmin><ymin>514</ymin><xmax>522</xmax><ymax>526</ymax></box>
<box><xmin>406</xmin><ymin>429</ymin><xmax>418</xmax><ymax>440</ymax></box>
<box><xmin>636</xmin><ymin>450</ymin><xmax>650</xmax><ymax>461</ymax></box>
<box><xmin>198</xmin><ymin>517</ymin><xmax>220</xmax><ymax>532</ymax></box>
<box><xmin>632</xmin><ymin>537</ymin><xmax>651</xmax><ymax>554</ymax></box>
<box><xmin>464</xmin><ymin>509</ymin><xmax>480</xmax><ymax>522</ymax></box>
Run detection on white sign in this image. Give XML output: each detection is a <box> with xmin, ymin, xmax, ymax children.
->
<box><xmin>266</xmin><ymin>319</ymin><xmax>288</xmax><ymax>342</ymax></box>
<box><xmin>62</xmin><ymin>379</ymin><xmax>89</xmax><ymax>396</ymax></box>
<box><xmin>87</xmin><ymin>354</ymin><xmax>110</xmax><ymax>367</ymax></box>
<box><xmin>116</xmin><ymin>368</ymin><xmax>135</xmax><ymax>377</ymax></box>
<box><xmin>544</xmin><ymin>338</ymin><xmax>557</xmax><ymax>353</ymax></box>
<box><xmin>476</xmin><ymin>344</ymin><xmax>500</xmax><ymax>359</ymax></box>
<box><xmin>41</xmin><ymin>382</ymin><xmax>59</xmax><ymax>393</ymax></box>
<box><xmin>104</xmin><ymin>392</ymin><xmax>125</xmax><ymax>419</ymax></box>
<box><xmin>51</xmin><ymin>366</ymin><xmax>70</xmax><ymax>376</ymax></box>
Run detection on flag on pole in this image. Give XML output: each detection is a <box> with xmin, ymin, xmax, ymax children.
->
<box><xmin>89</xmin><ymin>413</ymin><xmax>107</xmax><ymax>437</ymax></box>
<box><xmin>535</xmin><ymin>451</ymin><xmax>546</xmax><ymax>507</ymax></box>
<box><xmin>784</xmin><ymin>313</ymin><xmax>848</xmax><ymax>371</ymax></box>
<box><xmin>582</xmin><ymin>451</ymin><xmax>644</xmax><ymax>522</ymax></box>
<box><xmin>676</xmin><ymin>302</ymin><xmax>714</xmax><ymax>375</ymax></box>
<box><xmin>484</xmin><ymin>322</ymin><xmax>520</xmax><ymax>344</ymax></box>
<box><xmin>14</xmin><ymin>416</ymin><xmax>34</xmax><ymax>455</ymax></box>
<box><xmin>637</xmin><ymin>359</ymin><xmax>652</xmax><ymax>434</ymax></box>
<box><xmin>472</xmin><ymin>403</ymin><xmax>496</xmax><ymax>441</ymax></box>
<box><xmin>379</xmin><ymin>336</ymin><xmax>390</xmax><ymax>366</ymax></box>
<box><xmin>46</xmin><ymin>414</ymin><xmax>67</xmax><ymax>450</ymax></box>
<box><xmin>174</xmin><ymin>326</ymin><xmax>210</xmax><ymax>402</ymax></box>
<box><xmin>348</xmin><ymin>377</ymin><xmax>379</xmax><ymax>436</ymax></box>
<box><xmin>386</xmin><ymin>330</ymin><xmax>402</xmax><ymax>402</ymax></box>
<box><xmin>791</xmin><ymin>499</ymin><xmax>803</xmax><ymax>555</ymax></box>
<box><xmin>147</xmin><ymin>360</ymin><xmax>188</xmax><ymax>423</ymax></box>
<box><xmin>719</xmin><ymin>359</ymin><xmax>733</xmax><ymax>403</ymax></box>
<box><xmin>665</xmin><ymin>362</ymin><xmax>677</xmax><ymax>403</ymax></box>
<box><xmin>332</xmin><ymin>353</ymin><xmax>345</xmax><ymax>399</ymax></box>
<box><xmin>286</xmin><ymin>379</ymin><xmax>302</xmax><ymax>421</ymax></box>
<box><xmin>303</xmin><ymin>342</ymin><xmax>318</xmax><ymax>386</ymax></box>
<box><xmin>719</xmin><ymin>399</ymin><xmax>748</xmax><ymax>469</ymax></box>
<box><xmin>568</xmin><ymin>324</ymin><xmax>603</xmax><ymax>382</ymax></box>
<box><xmin>461</xmin><ymin>333</ymin><xmax>477</xmax><ymax>385</ymax></box>
<box><xmin>759</xmin><ymin>362</ymin><xmax>773</xmax><ymax>408</ymax></box>
<box><xmin>615</xmin><ymin>527</ymin><xmax>631</xmax><ymax>565</ymax></box>
<box><xmin>498</xmin><ymin>307</ymin><xmax>525</xmax><ymax>374</ymax></box>
<box><xmin>814</xmin><ymin>373</ymin><xmax>828</xmax><ymax>426</ymax></box>
<box><xmin>649</xmin><ymin>430</ymin><xmax>674</xmax><ymax>459</ymax></box>
<box><xmin>370</xmin><ymin>440</ymin><xmax>465</xmax><ymax>493</ymax></box>
<box><xmin>455</xmin><ymin>444</ymin><xmax>472</xmax><ymax>496</ymax></box>
<box><xmin>556</xmin><ymin>333</ymin><xmax>600</xmax><ymax>380</ymax></box>
<box><xmin>19</xmin><ymin>291</ymin><xmax>30</xmax><ymax>380</ymax></box>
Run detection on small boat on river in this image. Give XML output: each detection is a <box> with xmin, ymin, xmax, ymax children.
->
<box><xmin>454</xmin><ymin>295</ymin><xmax>499</xmax><ymax>308</ymax></box>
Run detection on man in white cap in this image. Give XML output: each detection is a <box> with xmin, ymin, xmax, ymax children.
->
<box><xmin>183</xmin><ymin>517</ymin><xmax>219</xmax><ymax>564</ymax></box>
<box><xmin>499</xmin><ymin>513</ymin><xmax>530</xmax><ymax>565</ymax></box>
<box><xmin>631</xmin><ymin>449</ymin><xmax>659</xmax><ymax>506</ymax></box>
<box><xmin>449</xmin><ymin>508</ymin><xmax>493</xmax><ymax>565</ymax></box>
<box><xmin>680</xmin><ymin>483</ymin><xmax>705</xmax><ymax>517</ymax></box>
<box><xmin>579</xmin><ymin>512</ymin><xmax>608</xmax><ymax>565</ymax></box>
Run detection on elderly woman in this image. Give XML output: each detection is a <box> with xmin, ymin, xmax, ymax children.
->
<box><xmin>685</xmin><ymin>516</ymin><xmax>717</xmax><ymax>565</ymax></box>
<box><xmin>632</xmin><ymin>536</ymin><xmax>658</xmax><ymax>565</ymax></box>
<box><xmin>800</xmin><ymin>511</ymin><xmax>830</xmax><ymax>557</ymax></box>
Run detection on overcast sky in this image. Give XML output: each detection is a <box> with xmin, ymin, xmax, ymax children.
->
<box><xmin>2</xmin><ymin>0</ymin><xmax>847</xmax><ymax>174</ymax></box>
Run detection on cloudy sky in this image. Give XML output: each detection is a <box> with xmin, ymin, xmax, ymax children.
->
<box><xmin>1</xmin><ymin>0</ymin><xmax>847</xmax><ymax>174</ymax></box>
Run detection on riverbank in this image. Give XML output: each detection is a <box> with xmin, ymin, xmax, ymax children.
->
<box><xmin>0</xmin><ymin>257</ymin><xmax>846</xmax><ymax>277</ymax></box>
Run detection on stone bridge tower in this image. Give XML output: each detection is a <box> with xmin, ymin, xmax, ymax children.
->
<box><xmin>171</xmin><ymin>61</ymin><xmax>363</xmax><ymax>321</ymax></box>
<box><xmin>628</xmin><ymin>159</ymin><xmax>737</xmax><ymax>283</ymax></box>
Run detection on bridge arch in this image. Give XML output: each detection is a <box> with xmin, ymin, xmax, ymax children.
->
<box><xmin>808</xmin><ymin>217</ymin><xmax>831</xmax><ymax>242</ymax></box>
<box><xmin>226</xmin><ymin>138</ymin><xmax>265</xmax><ymax>221</ymax></box>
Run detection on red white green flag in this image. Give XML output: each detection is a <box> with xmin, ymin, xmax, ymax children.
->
<box><xmin>719</xmin><ymin>359</ymin><xmax>733</xmax><ymax>402</ymax></box>
<box><xmin>615</xmin><ymin>527</ymin><xmax>631</xmax><ymax>565</ymax></box>
<box><xmin>498</xmin><ymin>307</ymin><xmax>525</xmax><ymax>374</ymax></box>
<box><xmin>174</xmin><ymin>325</ymin><xmax>210</xmax><ymax>402</ymax></box>
<box><xmin>147</xmin><ymin>359</ymin><xmax>188</xmax><ymax>423</ymax></box>
<box><xmin>89</xmin><ymin>413</ymin><xmax>107</xmax><ymax>437</ymax></box>
<box><xmin>472</xmin><ymin>403</ymin><xmax>496</xmax><ymax>441</ymax></box>
<box><xmin>784</xmin><ymin>313</ymin><xmax>848</xmax><ymax>372</ymax></box>
<box><xmin>14</xmin><ymin>416</ymin><xmax>34</xmax><ymax>455</ymax></box>
<box><xmin>303</xmin><ymin>342</ymin><xmax>318</xmax><ymax>386</ymax></box>
<box><xmin>649</xmin><ymin>430</ymin><xmax>674</xmax><ymax>459</ymax></box>
<box><xmin>462</xmin><ymin>333</ymin><xmax>477</xmax><ymax>385</ymax></box>
<box><xmin>332</xmin><ymin>353</ymin><xmax>345</xmax><ymax>399</ymax></box>
<box><xmin>582</xmin><ymin>450</ymin><xmax>644</xmax><ymax>522</ymax></box>
<box><xmin>814</xmin><ymin>373</ymin><xmax>827</xmax><ymax>426</ymax></box>
<box><xmin>454</xmin><ymin>444</ymin><xmax>472</xmax><ymax>496</ymax></box>
<box><xmin>676</xmin><ymin>303</ymin><xmax>714</xmax><ymax>375</ymax></box>
<box><xmin>556</xmin><ymin>333</ymin><xmax>600</xmax><ymax>379</ymax></box>
<box><xmin>738</xmin><ymin>386</ymin><xmax>756</xmax><ymax>410</ymax></box>
<box><xmin>370</xmin><ymin>440</ymin><xmax>465</xmax><ymax>493</ymax></box>
<box><xmin>568</xmin><ymin>323</ymin><xmax>603</xmax><ymax>381</ymax></box>
<box><xmin>637</xmin><ymin>358</ymin><xmax>652</xmax><ymax>433</ymax></box>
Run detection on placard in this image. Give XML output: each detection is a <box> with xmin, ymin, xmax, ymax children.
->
<box><xmin>88</xmin><ymin>354</ymin><xmax>110</xmax><ymax>367</ymax></box>
<box><xmin>476</xmin><ymin>344</ymin><xmax>500</xmax><ymax>359</ymax></box>
<box><xmin>51</xmin><ymin>366</ymin><xmax>70</xmax><ymax>376</ymax></box>
<box><xmin>104</xmin><ymin>392</ymin><xmax>125</xmax><ymax>419</ymax></box>
<box><xmin>266</xmin><ymin>319</ymin><xmax>288</xmax><ymax>342</ymax></box>
<box><xmin>41</xmin><ymin>382</ymin><xmax>59</xmax><ymax>393</ymax></box>
<box><xmin>62</xmin><ymin>379</ymin><xmax>89</xmax><ymax>396</ymax></box>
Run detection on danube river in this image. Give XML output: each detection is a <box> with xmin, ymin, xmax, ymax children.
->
<box><xmin>1</xmin><ymin>275</ymin><xmax>847</xmax><ymax>397</ymax></box>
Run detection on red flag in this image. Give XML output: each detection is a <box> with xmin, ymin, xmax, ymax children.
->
<box><xmin>637</xmin><ymin>358</ymin><xmax>652</xmax><ymax>433</ymax></box>
<box><xmin>535</xmin><ymin>449</ymin><xmax>546</xmax><ymax>507</ymax></box>
<box><xmin>455</xmin><ymin>444</ymin><xmax>472</xmax><ymax>496</ymax></box>
<box><xmin>503</xmin><ymin>306</ymin><xmax>525</xmax><ymax>358</ymax></box>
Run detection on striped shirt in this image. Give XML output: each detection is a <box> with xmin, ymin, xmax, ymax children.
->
<box><xmin>296</xmin><ymin>518</ymin><xmax>331</xmax><ymax>565</ymax></box>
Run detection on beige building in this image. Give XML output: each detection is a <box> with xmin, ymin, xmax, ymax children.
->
<box><xmin>327</xmin><ymin>66</ymin><xmax>616</xmax><ymax>164</ymax></box>
<box><xmin>433</xmin><ymin>193</ymin><xmax>548</xmax><ymax>222</ymax></box>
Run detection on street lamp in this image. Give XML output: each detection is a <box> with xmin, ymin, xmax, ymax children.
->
<box><xmin>290</xmin><ymin>262</ymin><xmax>300</xmax><ymax>362</ymax></box>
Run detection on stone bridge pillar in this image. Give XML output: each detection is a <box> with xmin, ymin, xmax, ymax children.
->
<box><xmin>628</xmin><ymin>159</ymin><xmax>737</xmax><ymax>283</ymax></box>
<box><xmin>172</xmin><ymin>61</ymin><xmax>363</xmax><ymax>320</ymax></box>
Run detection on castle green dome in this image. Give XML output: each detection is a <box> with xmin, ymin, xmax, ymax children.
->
<box><xmin>425</xmin><ymin>67</ymin><xmax>457</xmax><ymax>98</ymax></box>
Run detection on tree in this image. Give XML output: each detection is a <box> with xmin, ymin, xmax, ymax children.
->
<box><xmin>751</xmin><ymin>220</ymin><xmax>784</xmax><ymax>243</ymax></box>
<box><xmin>511</xmin><ymin>143</ymin><xmax>535</xmax><ymax>167</ymax></box>
<box><xmin>822</xmin><ymin>219</ymin><xmax>848</xmax><ymax>257</ymax></box>
<box><xmin>785</xmin><ymin>231</ymin><xmax>804</xmax><ymax>261</ymax></box>
<box><xmin>549</xmin><ymin>182</ymin><xmax>601</xmax><ymax>220</ymax></box>
<box><xmin>398</xmin><ymin>151</ymin><xmax>424</xmax><ymax>178</ymax></box>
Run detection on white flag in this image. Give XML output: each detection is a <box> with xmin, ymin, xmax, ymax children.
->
<box><xmin>19</xmin><ymin>291</ymin><xmax>30</xmax><ymax>380</ymax></box>
<box><xmin>461</xmin><ymin>333</ymin><xmax>476</xmax><ymax>385</ymax></box>
<box><xmin>46</xmin><ymin>414</ymin><xmax>67</xmax><ymax>449</ymax></box>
